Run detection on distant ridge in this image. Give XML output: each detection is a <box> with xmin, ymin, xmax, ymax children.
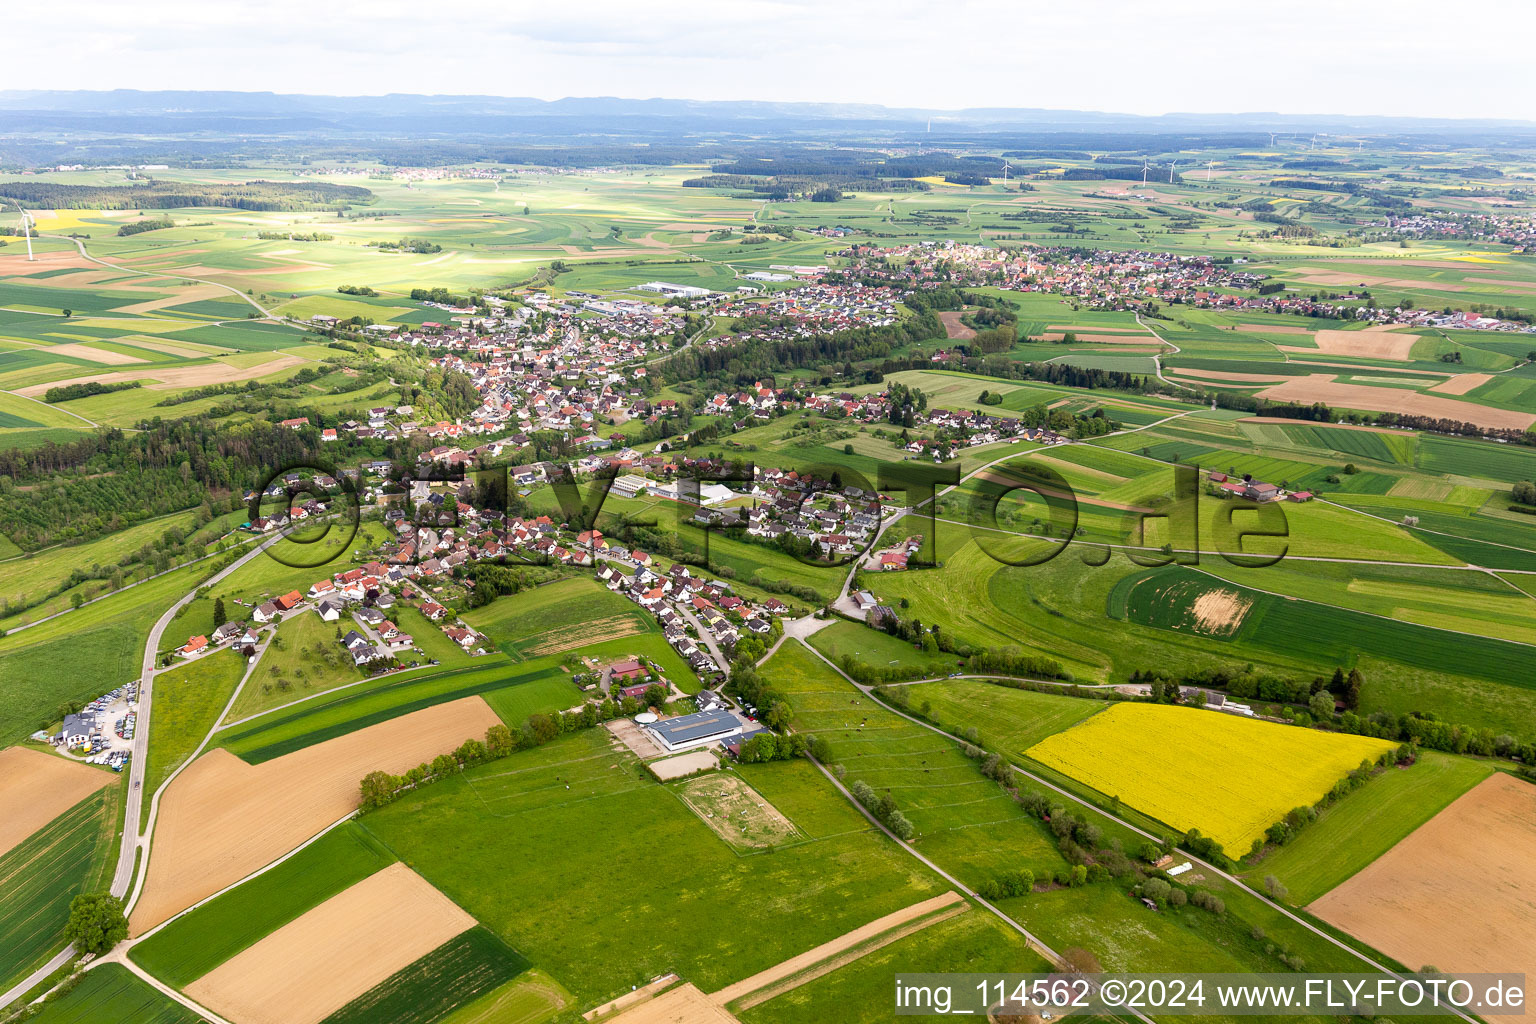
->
<box><xmin>1</xmin><ymin>89</ymin><xmax>1533</xmax><ymax>133</ymax></box>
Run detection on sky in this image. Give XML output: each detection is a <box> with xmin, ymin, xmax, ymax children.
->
<box><xmin>7</xmin><ymin>0</ymin><xmax>1535</xmax><ymax>121</ymax></box>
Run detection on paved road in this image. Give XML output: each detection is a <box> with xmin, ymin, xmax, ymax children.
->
<box><xmin>0</xmin><ymin>948</ymin><xmax>74</xmax><ymax>1011</ymax></box>
<box><xmin>111</xmin><ymin>536</ymin><xmax>279</xmax><ymax>904</ymax></box>
<box><xmin>676</xmin><ymin>603</ymin><xmax>730</xmax><ymax>675</ymax></box>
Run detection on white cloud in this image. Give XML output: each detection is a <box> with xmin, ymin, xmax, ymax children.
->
<box><xmin>5</xmin><ymin>0</ymin><xmax>1533</xmax><ymax>120</ymax></box>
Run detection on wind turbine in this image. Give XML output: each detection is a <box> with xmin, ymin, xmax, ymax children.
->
<box><xmin>1268</xmin><ymin>132</ymin><xmax>1278</xmax><ymax>148</ymax></box>
<box><xmin>1206</xmin><ymin>160</ymin><xmax>1215</xmax><ymax>183</ymax></box>
<box><xmin>1141</xmin><ymin>158</ymin><xmax>1150</xmax><ymax>186</ymax></box>
<box><xmin>1169</xmin><ymin>159</ymin><xmax>1178</xmax><ymax>184</ymax></box>
<box><xmin>21</xmin><ymin>210</ymin><xmax>35</xmax><ymax>261</ymax></box>
<box><xmin>1002</xmin><ymin>159</ymin><xmax>1010</xmax><ymax>184</ymax></box>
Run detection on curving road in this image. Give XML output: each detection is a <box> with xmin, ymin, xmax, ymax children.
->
<box><xmin>111</xmin><ymin>536</ymin><xmax>280</xmax><ymax>904</ymax></box>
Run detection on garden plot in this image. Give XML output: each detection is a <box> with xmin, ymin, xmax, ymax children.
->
<box><xmin>676</xmin><ymin>773</ymin><xmax>801</xmax><ymax>850</ymax></box>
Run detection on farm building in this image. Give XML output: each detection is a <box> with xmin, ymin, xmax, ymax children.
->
<box><xmin>637</xmin><ymin>281</ymin><xmax>711</xmax><ymax>299</ymax></box>
<box><xmin>645</xmin><ymin>710</ymin><xmax>746</xmax><ymax>752</ymax></box>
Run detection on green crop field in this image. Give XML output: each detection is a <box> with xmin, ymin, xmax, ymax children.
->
<box><xmin>130</xmin><ymin>822</ymin><xmax>397</xmax><ymax>987</ymax></box>
<box><xmin>1249</xmin><ymin>752</ymin><xmax>1495</xmax><ymax>905</ymax></box>
<box><xmin>27</xmin><ymin>965</ymin><xmax>200</xmax><ymax>1024</ymax></box>
<box><xmin>319</xmin><ymin>928</ymin><xmax>531</xmax><ymax>1024</ymax></box>
<box><xmin>900</xmin><ymin>679</ymin><xmax>1106</xmax><ymax>754</ymax></box>
<box><xmin>738</xmin><ymin>907</ymin><xmax>1051</xmax><ymax>1024</ymax></box>
<box><xmin>435</xmin><ymin>969</ymin><xmax>572</xmax><ymax>1024</ymax></box>
<box><xmin>216</xmin><ymin>659</ymin><xmax>579</xmax><ymax>763</ymax></box>
<box><xmin>357</xmin><ymin>724</ymin><xmax>949</xmax><ymax>1007</ymax></box>
<box><xmin>0</xmin><ymin>786</ymin><xmax>120</xmax><ymax>993</ymax></box>
<box><xmin>1110</xmin><ymin>564</ymin><xmax>1536</xmax><ymax>689</ymax></box>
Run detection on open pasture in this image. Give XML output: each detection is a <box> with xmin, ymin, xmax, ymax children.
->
<box><xmin>359</xmin><ymin>725</ymin><xmax>949</xmax><ymax>1006</ymax></box>
<box><xmin>1024</xmin><ymin>702</ymin><xmax>1397</xmax><ymax>854</ymax></box>
<box><xmin>1309</xmin><ymin>772</ymin><xmax>1536</xmax><ymax>980</ymax></box>
<box><xmin>899</xmin><ymin>680</ymin><xmax>1105</xmax><ymax>755</ymax></box>
<box><xmin>1251</xmin><ymin>751</ymin><xmax>1492</xmax><ymax>904</ymax></box>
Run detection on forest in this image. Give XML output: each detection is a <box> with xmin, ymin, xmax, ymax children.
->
<box><xmin>0</xmin><ymin>179</ymin><xmax>374</xmax><ymax>211</ymax></box>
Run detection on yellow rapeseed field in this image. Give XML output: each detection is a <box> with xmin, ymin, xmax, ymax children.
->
<box><xmin>1025</xmin><ymin>703</ymin><xmax>1397</xmax><ymax>853</ymax></box>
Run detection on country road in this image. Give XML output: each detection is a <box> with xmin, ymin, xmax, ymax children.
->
<box><xmin>111</xmin><ymin>536</ymin><xmax>280</xmax><ymax>903</ymax></box>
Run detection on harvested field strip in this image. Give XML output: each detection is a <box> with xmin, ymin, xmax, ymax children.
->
<box><xmin>319</xmin><ymin>927</ymin><xmax>531</xmax><ymax>1024</ymax></box>
<box><xmin>1255</xmin><ymin>376</ymin><xmax>1536</xmax><ymax>431</ymax></box>
<box><xmin>0</xmin><ymin>746</ymin><xmax>114</xmax><ymax>858</ymax></box>
<box><xmin>185</xmin><ymin>863</ymin><xmax>476</xmax><ymax>1024</ymax></box>
<box><xmin>600</xmin><ymin>983</ymin><xmax>741</xmax><ymax>1024</ymax></box>
<box><xmin>129</xmin><ymin>822</ymin><xmax>397</xmax><ymax>988</ymax></box>
<box><xmin>519</xmin><ymin>614</ymin><xmax>642</xmax><ymax>657</ymax></box>
<box><xmin>711</xmin><ymin>891</ymin><xmax>965</xmax><ymax>1007</ymax></box>
<box><xmin>130</xmin><ymin>697</ymin><xmax>501</xmax><ymax>935</ymax></box>
<box><xmin>1309</xmin><ymin>773</ymin><xmax>1536</xmax><ymax>982</ymax></box>
<box><xmin>725</xmin><ymin>899</ymin><xmax>970</xmax><ymax>1011</ymax></box>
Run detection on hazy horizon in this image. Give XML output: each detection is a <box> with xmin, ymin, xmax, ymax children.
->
<box><xmin>7</xmin><ymin>0</ymin><xmax>1534</xmax><ymax>122</ymax></box>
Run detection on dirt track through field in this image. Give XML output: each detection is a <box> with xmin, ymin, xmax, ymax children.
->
<box><xmin>1254</xmin><ymin>376</ymin><xmax>1535</xmax><ymax>431</ymax></box>
<box><xmin>0</xmin><ymin>747</ymin><xmax>114</xmax><ymax>858</ymax></box>
<box><xmin>129</xmin><ymin>696</ymin><xmax>500</xmax><ymax>935</ymax></box>
<box><xmin>709</xmin><ymin>891</ymin><xmax>965</xmax><ymax>1006</ymax></box>
<box><xmin>185</xmin><ymin>863</ymin><xmax>474</xmax><ymax>1024</ymax></box>
<box><xmin>1309</xmin><ymin>773</ymin><xmax>1536</xmax><ymax>981</ymax></box>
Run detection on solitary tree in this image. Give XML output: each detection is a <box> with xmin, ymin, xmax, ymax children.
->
<box><xmin>63</xmin><ymin>892</ymin><xmax>127</xmax><ymax>954</ymax></box>
<box><xmin>213</xmin><ymin>596</ymin><xmax>228</xmax><ymax>629</ymax></box>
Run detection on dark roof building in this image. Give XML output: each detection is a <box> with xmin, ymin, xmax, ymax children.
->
<box><xmin>645</xmin><ymin>709</ymin><xmax>745</xmax><ymax>752</ymax></box>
